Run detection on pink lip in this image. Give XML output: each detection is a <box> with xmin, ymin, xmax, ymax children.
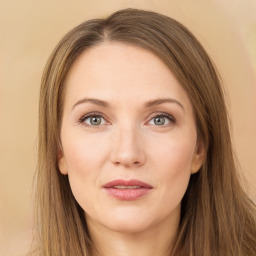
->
<box><xmin>103</xmin><ymin>179</ymin><xmax>153</xmax><ymax>201</ymax></box>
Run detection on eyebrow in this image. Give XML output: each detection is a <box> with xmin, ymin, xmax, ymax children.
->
<box><xmin>144</xmin><ymin>98</ymin><xmax>184</xmax><ymax>111</ymax></box>
<box><xmin>72</xmin><ymin>98</ymin><xmax>110</xmax><ymax>110</ymax></box>
<box><xmin>72</xmin><ymin>97</ymin><xmax>184</xmax><ymax>112</ymax></box>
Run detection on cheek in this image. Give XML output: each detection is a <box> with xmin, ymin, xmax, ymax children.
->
<box><xmin>151</xmin><ymin>133</ymin><xmax>196</xmax><ymax>173</ymax></box>
<box><xmin>150</xmin><ymin>135</ymin><xmax>196</xmax><ymax>202</ymax></box>
<box><xmin>61</xmin><ymin>132</ymin><xmax>111</xmax><ymax>205</ymax></box>
<box><xmin>62</xmin><ymin>131</ymin><xmax>109</xmax><ymax>172</ymax></box>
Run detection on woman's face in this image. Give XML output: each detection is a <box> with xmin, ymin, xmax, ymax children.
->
<box><xmin>59</xmin><ymin>42</ymin><xmax>204</xmax><ymax>234</ymax></box>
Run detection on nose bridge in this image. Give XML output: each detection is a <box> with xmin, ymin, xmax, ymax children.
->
<box><xmin>111</xmin><ymin>121</ymin><xmax>145</xmax><ymax>167</ymax></box>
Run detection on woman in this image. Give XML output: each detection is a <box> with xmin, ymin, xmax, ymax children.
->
<box><xmin>33</xmin><ymin>8</ymin><xmax>256</xmax><ymax>256</ymax></box>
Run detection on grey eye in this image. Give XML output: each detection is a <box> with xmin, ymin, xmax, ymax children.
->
<box><xmin>148</xmin><ymin>114</ymin><xmax>174</xmax><ymax>126</ymax></box>
<box><xmin>85</xmin><ymin>116</ymin><xmax>106</xmax><ymax>126</ymax></box>
<box><xmin>154</xmin><ymin>116</ymin><xmax>166</xmax><ymax>125</ymax></box>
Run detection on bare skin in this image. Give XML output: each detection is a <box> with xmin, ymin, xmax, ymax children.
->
<box><xmin>87</xmin><ymin>211</ymin><xmax>178</xmax><ymax>256</ymax></box>
<box><xmin>59</xmin><ymin>42</ymin><xmax>204</xmax><ymax>256</ymax></box>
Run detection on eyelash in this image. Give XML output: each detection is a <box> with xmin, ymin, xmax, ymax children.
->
<box><xmin>78</xmin><ymin>112</ymin><xmax>176</xmax><ymax>128</ymax></box>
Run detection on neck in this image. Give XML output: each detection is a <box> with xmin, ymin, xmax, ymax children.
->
<box><xmin>86</xmin><ymin>208</ymin><xmax>180</xmax><ymax>256</ymax></box>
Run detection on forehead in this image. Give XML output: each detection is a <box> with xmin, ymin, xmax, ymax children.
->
<box><xmin>64</xmin><ymin>42</ymin><xmax>190</xmax><ymax>108</ymax></box>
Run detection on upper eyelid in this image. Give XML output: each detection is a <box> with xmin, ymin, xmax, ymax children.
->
<box><xmin>146</xmin><ymin>112</ymin><xmax>175</xmax><ymax>121</ymax></box>
<box><xmin>79</xmin><ymin>111</ymin><xmax>108</xmax><ymax>121</ymax></box>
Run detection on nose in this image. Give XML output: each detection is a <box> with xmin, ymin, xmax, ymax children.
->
<box><xmin>110</xmin><ymin>125</ymin><xmax>146</xmax><ymax>168</ymax></box>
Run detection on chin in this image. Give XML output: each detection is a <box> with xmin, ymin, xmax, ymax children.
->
<box><xmin>98</xmin><ymin>208</ymin><xmax>158</xmax><ymax>234</ymax></box>
<box><xmin>84</xmin><ymin>198</ymin><xmax>181</xmax><ymax>235</ymax></box>
<box><xmin>105</xmin><ymin>218</ymin><xmax>153</xmax><ymax>234</ymax></box>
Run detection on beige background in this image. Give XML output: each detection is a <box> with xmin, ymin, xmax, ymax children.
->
<box><xmin>0</xmin><ymin>0</ymin><xmax>255</xmax><ymax>255</ymax></box>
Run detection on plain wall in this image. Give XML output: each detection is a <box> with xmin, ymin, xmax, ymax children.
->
<box><xmin>0</xmin><ymin>0</ymin><xmax>255</xmax><ymax>255</ymax></box>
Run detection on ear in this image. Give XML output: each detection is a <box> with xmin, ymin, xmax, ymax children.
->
<box><xmin>58</xmin><ymin>150</ymin><xmax>68</xmax><ymax>175</ymax></box>
<box><xmin>191</xmin><ymin>137</ymin><xmax>205</xmax><ymax>174</ymax></box>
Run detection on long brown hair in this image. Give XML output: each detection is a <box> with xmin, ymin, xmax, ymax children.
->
<box><xmin>33</xmin><ymin>8</ymin><xmax>256</xmax><ymax>256</ymax></box>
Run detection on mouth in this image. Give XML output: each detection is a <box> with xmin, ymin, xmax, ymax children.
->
<box><xmin>103</xmin><ymin>179</ymin><xmax>153</xmax><ymax>201</ymax></box>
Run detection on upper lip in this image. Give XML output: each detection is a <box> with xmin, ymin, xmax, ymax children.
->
<box><xmin>103</xmin><ymin>179</ymin><xmax>153</xmax><ymax>188</ymax></box>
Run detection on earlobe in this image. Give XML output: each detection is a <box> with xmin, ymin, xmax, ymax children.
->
<box><xmin>58</xmin><ymin>151</ymin><xmax>68</xmax><ymax>175</ymax></box>
<box><xmin>191</xmin><ymin>139</ymin><xmax>205</xmax><ymax>174</ymax></box>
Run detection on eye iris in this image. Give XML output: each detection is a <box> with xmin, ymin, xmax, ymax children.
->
<box><xmin>154</xmin><ymin>116</ymin><xmax>165</xmax><ymax>125</ymax></box>
<box><xmin>90</xmin><ymin>116</ymin><xmax>102</xmax><ymax>125</ymax></box>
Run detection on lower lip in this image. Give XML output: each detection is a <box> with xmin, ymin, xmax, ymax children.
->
<box><xmin>104</xmin><ymin>188</ymin><xmax>152</xmax><ymax>200</ymax></box>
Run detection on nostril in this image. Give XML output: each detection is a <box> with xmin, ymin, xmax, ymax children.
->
<box><xmin>113</xmin><ymin>160</ymin><xmax>141</xmax><ymax>167</ymax></box>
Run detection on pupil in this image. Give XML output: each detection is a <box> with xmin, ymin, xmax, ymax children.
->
<box><xmin>91</xmin><ymin>116</ymin><xmax>101</xmax><ymax>125</ymax></box>
<box><xmin>154</xmin><ymin>116</ymin><xmax>165</xmax><ymax>125</ymax></box>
